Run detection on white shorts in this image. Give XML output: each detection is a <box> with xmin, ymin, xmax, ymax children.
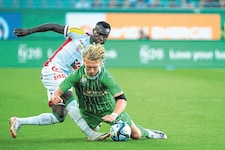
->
<box><xmin>41</xmin><ymin>62</ymin><xmax>72</xmax><ymax>101</ymax></box>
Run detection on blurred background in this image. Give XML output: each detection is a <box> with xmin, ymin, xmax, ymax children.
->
<box><xmin>0</xmin><ymin>0</ymin><xmax>225</xmax><ymax>9</ymax></box>
<box><xmin>0</xmin><ymin>0</ymin><xmax>225</xmax><ymax>68</ymax></box>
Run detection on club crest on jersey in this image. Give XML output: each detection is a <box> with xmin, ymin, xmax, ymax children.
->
<box><xmin>76</xmin><ymin>40</ymin><xmax>85</xmax><ymax>52</ymax></box>
<box><xmin>81</xmin><ymin>75</ymin><xmax>87</xmax><ymax>84</ymax></box>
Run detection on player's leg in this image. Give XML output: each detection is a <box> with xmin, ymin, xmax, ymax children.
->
<box><xmin>9</xmin><ymin>65</ymin><xmax>64</xmax><ymax>138</ymax></box>
<box><xmin>115</xmin><ymin>111</ymin><xmax>167</xmax><ymax>139</ymax></box>
<box><xmin>113</xmin><ymin>111</ymin><xmax>142</xmax><ymax>139</ymax></box>
<box><xmin>63</xmin><ymin>92</ymin><xmax>109</xmax><ymax>141</ymax></box>
<box><xmin>9</xmin><ymin>112</ymin><xmax>61</xmax><ymax>138</ymax></box>
<box><xmin>9</xmin><ymin>93</ymin><xmax>66</xmax><ymax>139</ymax></box>
<box><xmin>129</xmin><ymin>122</ymin><xmax>168</xmax><ymax>139</ymax></box>
<box><xmin>143</xmin><ymin>128</ymin><xmax>167</xmax><ymax>139</ymax></box>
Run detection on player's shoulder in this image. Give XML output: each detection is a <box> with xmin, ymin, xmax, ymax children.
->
<box><xmin>101</xmin><ymin>67</ymin><xmax>112</xmax><ymax>78</ymax></box>
<box><xmin>66</xmin><ymin>25</ymin><xmax>91</xmax><ymax>37</ymax></box>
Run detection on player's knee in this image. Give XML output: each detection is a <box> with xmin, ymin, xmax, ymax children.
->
<box><xmin>131</xmin><ymin>132</ymin><xmax>142</xmax><ymax>139</ymax></box>
<box><xmin>130</xmin><ymin>126</ymin><xmax>142</xmax><ymax>139</ymax></box>
<box><xmin>53</xmin><ymin>112</ymin><xmax>65</xmax><ymax>122</ymax></box>
<box><xmin>51</xmin><ymin>104</ymin><xmax>67</xmax><ymax>122</ymax></box>
<box><xmin>61</xmin><ymin>91</ymin><xmax>74</xmax><ymax>104</ymax></box>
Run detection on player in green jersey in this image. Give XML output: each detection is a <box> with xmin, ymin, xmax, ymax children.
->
<box><xmin>51</xmin><ymin>44</ymin><xmax>167</xmax><ymax>140</ymax></box>
<box><xmin>9</xmin><ymin>21</ymin><xmax>111</xmax><ymax>141</ymax></box>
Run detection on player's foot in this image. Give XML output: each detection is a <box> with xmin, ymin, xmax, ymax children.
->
<box><xmin>86</xmin><ymin>132</ymin><xmax>110</xmax><ymax>141</ymax></box>
<box><xmin>145</xmin><ymin>129</ymin><xmax>167</xmax><ymax>139</ymax></box>
<box><xmin>9</xmin><ymin>117</ymin><xmax>21</xmax><ymax>138</ymax></box>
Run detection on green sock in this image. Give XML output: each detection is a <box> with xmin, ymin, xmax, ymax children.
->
<box><xmin>136</xmin><ymin>125</ymin><xmax>149</xmax><ymax>138</ymax></box>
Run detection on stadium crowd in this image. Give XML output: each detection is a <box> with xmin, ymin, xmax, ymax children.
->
<box><xmin>0</xmin><ymin>0</ymin><xmax>225</xmax><ymax>9</ymax></box>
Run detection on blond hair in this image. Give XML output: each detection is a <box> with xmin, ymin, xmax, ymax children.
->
<box><xmin>82</xmin><ymin>44</ymin><xmax>105</xmax><ymax>61</ymax></box>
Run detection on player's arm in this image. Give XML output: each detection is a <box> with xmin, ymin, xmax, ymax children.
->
<box><xmin>50</xmin><ymin>87</ymin><xmax>64</xmax><ymax>105</ymax></box>
<box><xmin>51</xmin><ymin>82</ymin><xmax>73</xmax><ymax>105</ymax></box>
<box><xmin>102</xmin><ymin>91</ymin><xmax>127</xmax><ymax>122</ymax></box>
<box><xmin>111</xmin><ymin>92</ymin><xmax>127</xmax><ymax>117</ymax></box>
<box><xmin>13</xmin><ymin>23</ymin><xmax>65</xmax><ymax>37</ymax></box>
<box><xmin>51</xmin><ymin>71</ymin><xmax>78</xmax><ymax>105</ymax></box>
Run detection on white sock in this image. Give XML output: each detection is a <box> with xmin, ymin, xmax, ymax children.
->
<box><xmin>66</xmin><ymin>100</ymin><xmax>96</xmax><ymax>137</ymax></box>
<box><xmin>17</xmin><ymin>113</ymin><xmax>59</xmax><ymax>125</ymax></box>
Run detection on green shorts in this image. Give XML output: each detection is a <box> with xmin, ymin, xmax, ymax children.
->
<box><xmin>80</xmin><ymin>109</ymin><xmax>133</xmax><ymax>129</ymax></box>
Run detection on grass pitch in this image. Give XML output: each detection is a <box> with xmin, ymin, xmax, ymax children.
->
<box><xmin>0</xmin><ymin>68</ymin><xmax>225</xmax><ymax>150</ymax></box>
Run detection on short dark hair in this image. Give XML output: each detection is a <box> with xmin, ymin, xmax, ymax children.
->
<box><xmin>96</xmin><ymin>21</ymin><xmax>111</xmax><ymax>30</ymax></box>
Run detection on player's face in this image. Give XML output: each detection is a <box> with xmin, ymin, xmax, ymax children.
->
<box><xmin>84</xmin><ymin>58</ymin><xmax>101</xmax><ymax>77</ymax></box>
<box><xmin>92</xmin><ymin>25</ymin><xmax>110</xmax><ymax>44</ymax></box>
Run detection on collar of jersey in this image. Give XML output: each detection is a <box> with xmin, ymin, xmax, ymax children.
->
<box><xmin>84</xmin><ymin>66</ymin><xmax>101</xmax><ymax>80</ymax></box>
<box><xmin>90</xmin><ymin>37</ymin><xmax>93</xmax><ymax>44</ymax></box>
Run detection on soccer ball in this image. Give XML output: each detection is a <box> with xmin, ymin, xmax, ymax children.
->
<box><xmin>110</xmin><ymin>122</ymin><xmax>131</xmax><ymax>141</ymax></box>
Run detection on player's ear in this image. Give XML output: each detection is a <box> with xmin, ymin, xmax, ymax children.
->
<box><xmin>100</xmin><ymin>60</ymin><xmax>104</xmax><ymax>66</ymax></box>
<box><xmin>92</xmin><ymin>27</ymin><xmax>96</xmax><ymax>33</ymax></box>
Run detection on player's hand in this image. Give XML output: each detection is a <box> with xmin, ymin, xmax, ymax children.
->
<box><xmin>13</xmin><ymin>28</ymin><xmax>31</xmax><ymax>37</ymax></box>
<box><xmin>102</xmin><ymin>113</ymin><xmax>118</xmax><ymax>122</ymax></box>
<box><xmin>50</xmin><ymin>94</ymin><xmax>63</xmax><ymax>105</ymax></box>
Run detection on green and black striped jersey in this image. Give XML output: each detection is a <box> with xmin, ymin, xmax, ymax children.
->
<box><xmin>60</xmin><ymin>66</ymin><xmax>122</xmax><ymax>114</ymax></box>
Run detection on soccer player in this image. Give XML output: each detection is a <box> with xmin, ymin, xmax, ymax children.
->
<box><xmin>9</xmin><ymin>21</ymin><xmax>111</xmax><ymax>141</ymax></box>
<box><xmin>51</xmin><ymin>44</ymin><xmax>168</xmax><ymax>140</ymax></box>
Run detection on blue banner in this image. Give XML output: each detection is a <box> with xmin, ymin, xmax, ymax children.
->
<box><xmin>0</xmin><ymin>12</ymin><xmax>22</xmax><ymax>40</ymax></box>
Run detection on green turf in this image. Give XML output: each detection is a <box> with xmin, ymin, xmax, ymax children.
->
<box><xmin>1</xmin><ymin>68</ymin><xmax>225</xmax><ymax>150</ymax></box>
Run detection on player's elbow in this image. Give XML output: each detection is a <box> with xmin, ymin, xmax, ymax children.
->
<box><xmin>51</xmin><ymin>24</ymin><xmax>65</xmax><ymax>34</ymax></box>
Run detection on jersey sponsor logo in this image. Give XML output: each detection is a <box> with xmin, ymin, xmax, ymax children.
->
<box><xmin>83</xmin><ymin>90</ymin><xmax>108</xmax><ymax>97</ymax></box>
<box><xmin>71</xmin><ymin>59</ymin><xmax>81</xmax><ymax>70</ymax></box>
<box><xmin>53</xmin><ymin>73</ymin><xmax>66</xmax><ymax>80</ymax></box>
<box><xmin>81</xmin><ymin>75</ymin><xmax>108</xmax><ymax>97</ymax></box>
<box><xmin>51</xmin><ymin>66</ymin><xmax>63</xmax><ymax>73</ymax></box>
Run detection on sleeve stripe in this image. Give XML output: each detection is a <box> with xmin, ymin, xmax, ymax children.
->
<box><xmin>69</xmin><ymin>28</ymin><xmax>84</xmax><ymax>35</ymax></box>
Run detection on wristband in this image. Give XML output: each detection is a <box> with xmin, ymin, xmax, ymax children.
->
<box><xmin>111</xmin><ymin>112</ymin><xmax>118</xmax><ymax>118</ymax></box>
